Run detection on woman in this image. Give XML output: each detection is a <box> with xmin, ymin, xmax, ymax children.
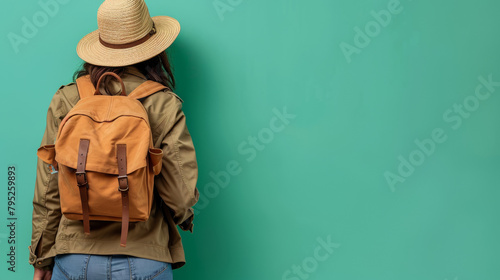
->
<box><xmin>29</xmin><ymin>0</ymin><xmax>199</xmax><ymax>279</ymax></box>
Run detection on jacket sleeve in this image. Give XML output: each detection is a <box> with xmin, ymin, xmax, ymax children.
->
<box><xmin>29</xmin><ymin>90</ymin><xmax>65</xmax><ymax>269</ymax></box>
<box><xmin>153</xmin><ymin>93</ymin><xmax>199</xmax><ymax>232</ymax></box>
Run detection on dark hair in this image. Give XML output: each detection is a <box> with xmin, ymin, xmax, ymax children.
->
<box><xmin>73</xmin><ymin>50</ymin><xmax>175</xmax><ymax>94</ymax></box>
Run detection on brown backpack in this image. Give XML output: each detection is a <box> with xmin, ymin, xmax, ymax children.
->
<box><xmin>37</xmin><ymin>72</ymin><xmax>166</xmax><ymax>247</ymax></box>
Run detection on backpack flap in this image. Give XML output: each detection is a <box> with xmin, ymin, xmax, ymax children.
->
<box><xmin>54</xmin><ymin>98</ymin><xmax>152</xmax><ymax>175</ymax></box>
<box><xmin>54</xmin><ymin>132</ymin><xmax>149</xmax><ymax>175</ymax></box>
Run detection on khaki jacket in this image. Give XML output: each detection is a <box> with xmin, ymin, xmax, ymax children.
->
<box><xmin>29</xmin><ymin>67</ymin><xmax>199</xmax><ymax>270</ymax></box>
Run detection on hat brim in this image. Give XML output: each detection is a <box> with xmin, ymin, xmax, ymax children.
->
<box><xmin>76</xmin><ymin>16</ymin><xmax>180</xmax><ymax>67</ymax></box>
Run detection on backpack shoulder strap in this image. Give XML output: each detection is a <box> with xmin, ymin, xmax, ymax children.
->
<box><xmin>127</xmin><ymin>80</ymin><xmax>168</xmax><ymax>100</ymax></box>
<box><xmin>76</xmin><ymin>75</ymin><xmax>96</xmax><ymax>99</ymax></box>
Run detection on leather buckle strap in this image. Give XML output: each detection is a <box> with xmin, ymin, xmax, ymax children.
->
<box><xmin>117</xmin><ymin>145</ymin><xmax>129</xmax><ymax>191</ymax></box>
<box><xmin>76</xmin><ymin>139</ymin><xmax>91</xmax><ymax>235</ymax></box>
<box><xmin>116</xmin><ymin>144</ymin><xmax>129</xmax><ymax>247</ymax></box>
<box><xmin>117</xmin><ymin>175</ymin><xmax>129</xmax><ymax>192</ymax></box>
<box><xmin>76</xmin><ymin>172</ymin><xmax>88</xmax><ymax>188</ymax></box>
<box><xmin>120</xmin><ymin>191</ymin><xmax>130</xmax><ymax>247</ymax></box>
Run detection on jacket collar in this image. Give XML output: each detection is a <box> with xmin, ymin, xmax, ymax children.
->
<box><xmin>102</xmin><ymin>66</ymin><xmax>147</xmax><ymax>95</ymax></box>
<box><xmin>124</xmin><ymin>66</ymin><xmax>147</xmax><ymax>80</ymax></box>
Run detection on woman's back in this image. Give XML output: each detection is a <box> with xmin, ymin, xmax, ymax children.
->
<box><xmin>30</xmin><ymin>67</ymin><xmax>199</xmax><ymax>278</ymax></box>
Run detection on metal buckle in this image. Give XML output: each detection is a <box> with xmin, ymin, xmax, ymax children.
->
<box><xmin>76</xmin><ymin>172</ymin><xmax>88</xmax><ymax>188</ymax></box>
<box><xmin>117</xmin><ymin>175</ymin><xmax>129</xmax><ymax>192</ymax></box>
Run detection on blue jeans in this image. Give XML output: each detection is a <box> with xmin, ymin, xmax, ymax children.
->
<box><xmin>51</xmin><ymin>254</ymin><xmax>173</xmax><ymax>280</ymax></box>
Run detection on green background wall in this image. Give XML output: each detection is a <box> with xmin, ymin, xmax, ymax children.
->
<box><xmin>1</xmin><ymin>0</ymin><xmax>499</xmax><ymax>279</ymax></box>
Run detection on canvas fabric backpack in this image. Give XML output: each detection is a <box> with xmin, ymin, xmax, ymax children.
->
<box><xmin>37</xmin><ymin>72</ymin><xmax>167</xmax><ymax>247</ymax></box>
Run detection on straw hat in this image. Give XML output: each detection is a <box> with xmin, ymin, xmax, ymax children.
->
<box><xmin>77</xmin><ymin>0</ymin><xmax>180</xmax><ymax>67</ymax></box>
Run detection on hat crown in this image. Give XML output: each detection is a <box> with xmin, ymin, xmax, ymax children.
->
<box><xmin>97</xmin><ymin>0</ymin><xmax>153</xmax><ymax>45</ymax></box>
